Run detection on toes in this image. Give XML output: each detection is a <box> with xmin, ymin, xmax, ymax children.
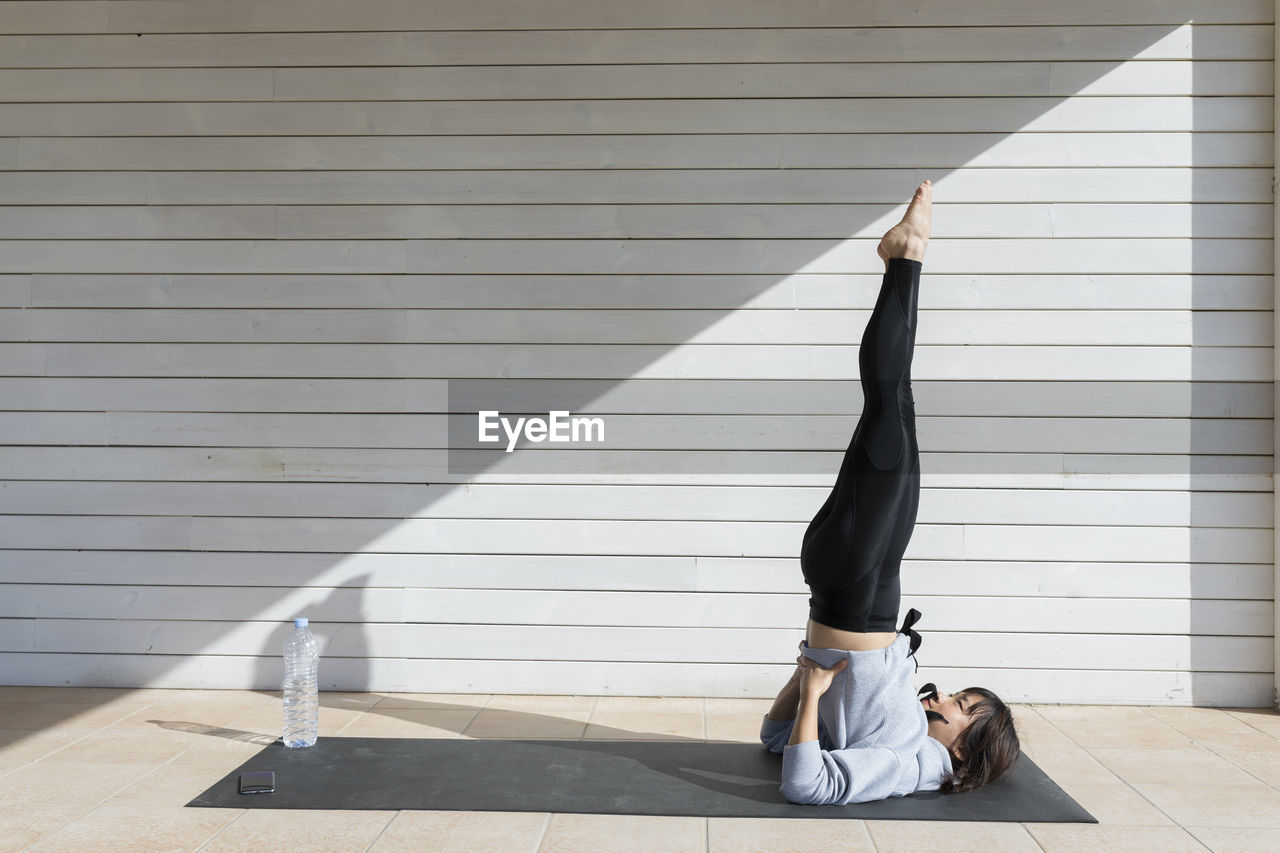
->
<box><xmin>906</xmin><ymin>182</ymin><xmax>932</xmax><ymax>217</ymax></box>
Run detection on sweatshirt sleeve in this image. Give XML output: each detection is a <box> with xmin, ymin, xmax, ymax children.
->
<box><xmin>759</xmin><ymin>714</ymin><xmax>795</xmax><ymax>754</ymax></box>
<box><xmin>779</xmin><ymin>742</ymin><xmax>901</xmax><ymax>805</ymax></box>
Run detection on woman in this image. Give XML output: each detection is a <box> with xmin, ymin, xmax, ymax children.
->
<box><xmin>759</xmin><ymin>180</ymin><xmax>1020</xmax><ymax>805</ymax></box>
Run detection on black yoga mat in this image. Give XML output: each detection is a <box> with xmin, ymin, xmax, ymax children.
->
<box><xmin>188</xmin><ymin>737</ymin><xmax>1095</xmax><ymax>822</ymax></box>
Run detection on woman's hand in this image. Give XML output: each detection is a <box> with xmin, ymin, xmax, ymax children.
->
<box><xmin>795</xmin><ymin>653</ymin><xmax>848</xmax><ymax>698</ymax></box>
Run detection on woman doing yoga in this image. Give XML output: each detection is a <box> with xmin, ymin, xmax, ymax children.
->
<box><xmin>760</xmin><ymin>181</ymin><xmax>1020</xmax><ymax>805</ymax></box>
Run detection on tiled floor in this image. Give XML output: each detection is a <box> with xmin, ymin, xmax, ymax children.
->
<box><xmin>2</xmin><ymin>686</ymin><xmax>1279</xmax><ymax>852</ymax></box>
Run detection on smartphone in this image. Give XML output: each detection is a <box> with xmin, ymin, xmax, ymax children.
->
<box><xmin>238</xmin><ymin>770</ymin><xmax>275</xmax><ymax>794</ymax></box>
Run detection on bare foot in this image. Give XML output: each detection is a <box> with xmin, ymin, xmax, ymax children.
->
<box><xmin>877</xmin><ymin>179</ymin><xmax>932</xmax><ymax>266</ymax></box>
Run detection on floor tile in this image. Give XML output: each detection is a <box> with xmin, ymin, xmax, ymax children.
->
<box><xmin>102</xmin><ymin>716</ymin><xmax>275</xmax><ymax>755</ymax></box>
<box><xmin>1035</xmin><ymin>706</ymin><xmax>1194</xmax><ymax>749</ymax></box>
<box><xmin>135</xmin><ymin>696</ymin><xmax>277</xmax><ymax>728</ymax></box>
<box><xmin>463</xmin><ymin>708</ymin><xmax>590</xmax><ymax>740</ymax></box>
<box><xmin>1133</xmin><ymin>782</ymin><xmax>1280</xmax><ymax>828</ymax></box>
<box><xmin>24</xmin><ymin>803</ymin><xmax>239</xmax><ymax>852</ymax></box>
<box><xmin>369</xmin><ymin>810</ymin><xmax>549</xmax><ymax>852</ymax></box>
<box><xmin>1223</xmin><ymin>709</ymin><xmax>1280</xmax><ymax>740</ymax></box>
<box><xmin>199</xmin><ymin>809</ymin><xmax>397</xmax><ymax>852</ymax></box>
<box><xmin>538</xmin><ymin>814</ymin><xmax>704</xmax><ymax>853</ymax></box>
<box><xmin>706</xmin><ymin>712</ymin><xmax>770</xmax><ymax>744</ymax></box>
<box><xmin>1034</xmin><ymin>704</ymin><xmax>1136</xmax><ymax>720</ymax></box>
<box><xmin>227</xmin><ymin>702</ymin><xmax>367</xmax><ymax>736</ymax></box>
<box><xmin>40</xmin><ymin>687</ymin><xmax>172</xmax><ymax>705</ymax></box>
<box><xmin>21</xmin><ymin>759</ymin><xmax>155</xmax><ymax>799</ymax></box>
<box><xmin>1207</xmin><ymin>741</ymin><xmax>1280</xmax><ymax>789</ymax></box>
<box><xmin>107</xmin><ymin>763</ymin><xmax>249</xmax><ymax>808</ymax></box>
<box><xmin>1060</xmin><ymin>780</ymin><xmax>1174</xmax><ymax>825</ymax></box>
<box><xmin>338</xmin><ymin>709</ymin><xmax>477</xmax><ymax>738</ymax></box>
<box><xmin>369</xmin><ymin>693</ymin><xmax>492</xmax><ymax>710</ymax></box>
<box><xmin>1024</xmin><ymin>824</ymin><xmax>1210</xmax><ymax>852</ymax></box>
<box><xmin>0</xmin><ymin>686</ymin><xmax>69</xmax><ymax>703</ymax></box>
<box><xmin>703</xmin><ymin>698</ymin><xmax>773</xmax><ymax>716</ymax></box>
<box><xmin>0</xmin><ymin>805</ymin><xmax>93</xmax><ymax>853</ymax></box>
<box><xmin>583</xmin><ymin>711</ymin><xmax>704</xmax><ymax>740</ymax></box>
<box><xmin>0</xmin><ymin>687</ymin><xmax>169</xmax><ymax>705</ymax></box>
<box><xmin>592</xmin><ymin>697</ymin><xmax>704</xmax><ymax>713</ymax></box>
<box><xmin>0</xmin><ymin>701</ymin><xmax>148</xmax><ymax>731</ymax></box>
<box><xmin>866</xmin><ymin>819</ymin><xmax>1041</xmax><ymax>852</ymax></box>
<box><xmin>36</xmin><ymin>728</ymin><xmax>195</xmax><ymax>766</ymax></box>
<box><xmin>482</xmin><ymin>695</ymin><xmax>598</xmax><ymax>713</ymax></box>
<box><xmin>1185</xmin><ymin>826</ymin><xmax>1280</xmax><ymax>852</ymax></box>
<box><xmin>1088</xmin><ymin>746</ymin><xmax>1257</xmax><ymax>786</ymax></box>
<box><xmin>1024</xmin><ymin>749</ymin><xmax>1172</xmax><ymax>825</ymax></box>
<box><xmin>0</xmin><ymin>726</ymin><xmax>101</xmax><ymax>773</ymax></box>
<box><xmin>1009</xmin><ymin>706</ymin><xmax>1076</xmax><ymax>749</ymax></box>
<box><xmin>166</xmin><ymin>732</ymin><xmax>276</xmax><ymax>768</ymax></box>
<box><xmin>1020</xmin><ymin>744</ymin><xmax>1115</xmax><ymax>779</ymax></box>
<box><xmin>1143</xmin><ymin>707</ymin><xmax>1269</xmax><ymax>744</ymax></box>
<box><xmin>708</xmin><ymin>816</ymin><xmax>874</xmax><ymax>852</ymax></box>
<box><xmin>316</xmin><ymin>691</ymin><xmax>386</xmax><ymax>707</ymax></box>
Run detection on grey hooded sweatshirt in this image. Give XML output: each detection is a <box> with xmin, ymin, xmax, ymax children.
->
<box><xmin>759</xmin><ymin>630</ymin><xmax>953</xmax><ymax>805</ymax></box>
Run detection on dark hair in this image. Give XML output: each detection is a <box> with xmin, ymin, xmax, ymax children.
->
<box><xmin>939</xmin><ymin>686</ymin><xmax>1020</xmax><ymax>794</ymax></box>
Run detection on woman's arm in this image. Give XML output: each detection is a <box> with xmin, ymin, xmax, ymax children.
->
<box><xmin>765</xmin><ymin>664</ymin><xmax>803</xmax><ymax>721</ymax></box>
<box><xmin>788</xmin><ymin>686</ymin><xmax>821</xmax><ymax>745</ymax></box>
<box><xmin>787</xmin><ymin>653</ymin><xmax>846</xmax><ymax>745</ymax></box>
<box><xmin>780</xmin><ymin>743</ymin><xmax>900</xmax><ymax>805</ymax></box>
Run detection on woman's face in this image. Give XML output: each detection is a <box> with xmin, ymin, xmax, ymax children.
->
<box><xmin>922</xmin><ymin>689</ymin><xmax>976</xmax><ymax>753</ymax></box>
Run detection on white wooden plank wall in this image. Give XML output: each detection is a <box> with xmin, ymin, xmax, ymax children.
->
<box><xmin>0</xmin><ymin>0</ymin><xmax>1273</xmax><ymax>706</ymax></box>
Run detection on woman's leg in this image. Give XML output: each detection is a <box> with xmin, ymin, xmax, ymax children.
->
<box><xmin>799</xmin><ymin>181</ymin><xmax>931</xmax><ymax>650</ymax></box>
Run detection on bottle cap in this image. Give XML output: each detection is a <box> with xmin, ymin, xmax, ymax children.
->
<box><xmin>294</xmin><ymin>617</ymin><xmax>308</xmax><ymax>627</ymax></box>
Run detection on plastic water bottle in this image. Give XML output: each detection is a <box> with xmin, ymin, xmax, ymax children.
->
<box><xmin>282</xmin><ymin>616</ymin><xmax>320</xmax><ymax>748</ymax></box>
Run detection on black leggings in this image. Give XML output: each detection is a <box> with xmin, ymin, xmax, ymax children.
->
<box><xmin>800</xmin><ymin>257</ymin><xmax>922</xmax><ymax>633</ymax></box>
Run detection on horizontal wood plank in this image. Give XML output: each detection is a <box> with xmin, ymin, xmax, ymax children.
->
<box><xmin>2</xmin><ymin>61</ymin><xmax>1271</xmax><ymax>101</ymax></box>
<box><xmin>0</xmin><ymin>236</ymin><xmax>1270</xmax><ymax>275</ymax></box>
<box><xmin>37</xmin><ymin>343</ymin><xmax>1273</xmax><ymax>380</ymax></box>
<box><xmin>0</xmin><ymin>378</ymin><xmax>1270</xmax><ymax>417</ymax></box>
<box><xmin>0</xmin><ymin>168</ymin><xmax>1264</xmax><ymax>206</ymax></box>
<box><xmin>0</xmin><ymin>0</ymin><xmax>1263</xmax><ymax>34</ymax></box>
<box><xmin>1</xmin><ymin>307</ymin><xmax>1272</xmax><ymax>346</ymax></box>
<box><xmin>0</xmin><ymin>412</ymin><xmax>1267</xmax><ymax>458</ymax></box>
<box><xmin>279</xmin><ymin>61</ymin><xmax>1270</xmax><ymax>99</ymax></box>
<box><xmin>0</xmin><ymin>482</ymin><xmax>1269</xmax><ymax>527</ymax></box>
<box><xmin>0</xmin><ymin>652</ymin><xmax>1268</xmax><ymax>705</ymax></box>
<box><xmin>0</xmin><ymin>550</ymin><xmax>1269</xmax><ymax>599</ymax></box>
<box><xmin>0</xmin><ymin>275</ymin><xmax>29</xmax><ymax>307</ymax></box>
<box><xmin>18</xmin><ymin>133</ymin><xmax>1274</xmax><ymax>171</ymax></box>
<box><xmin>0</xmin><ymin>26</ymin><xmax>1265</xmax><ymax>67</ymax></box>
<box><xmin>26</xmin><ymin>274</ymin><xmax>1272</xmax><ymax>311</ymax></box>
<box><xmin>0</xmin><ymin>202</ymin><xmax>1270</xmax><ymax>239</ymax></box>
<box><xmin>873</xmin><ymin>0</ymin><xmax>1271</xmax><ymax>27</ymax></box>
<box><xmin>0</xmin><ymin>446</ymin><xmax>1270</xmax><ymax>489</ymax></box>
<box><xmin>0</xmin><ymin>97</ymin><xmax>1269</xmax><ymax>137</ymax></box>
<box><xmin>0</xmin><ymin>586</ymin><xmax>1269</xmax><ymax>635</ymax></box>
<box><xmin>12</xmin><ymin>620</ymin><xmax>1269</xmax><ymax>673</ymax></box>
